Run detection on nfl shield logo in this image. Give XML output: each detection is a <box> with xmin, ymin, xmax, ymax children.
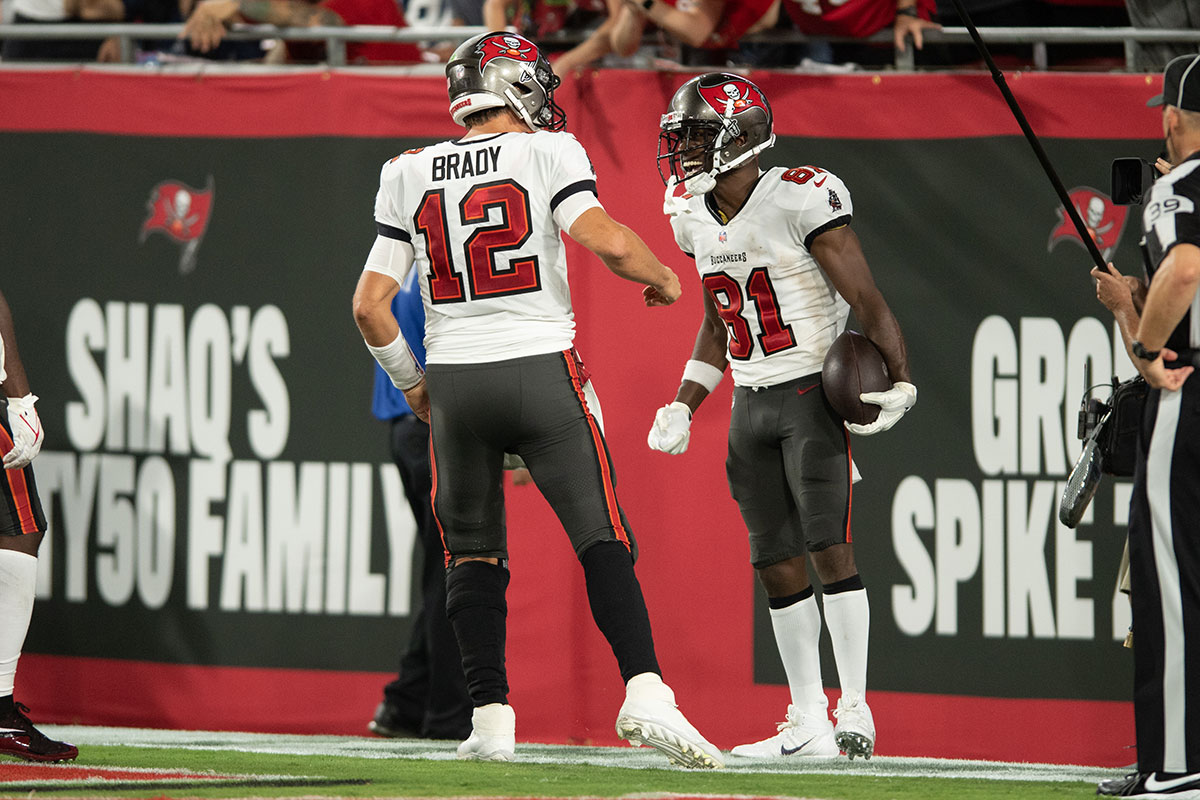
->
<box><xmin>718</xmin><ymin>230</ymin><xmax>727</xmax><ymax>243</ymax></box>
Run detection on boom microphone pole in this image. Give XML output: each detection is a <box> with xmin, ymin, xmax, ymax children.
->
<box><xmin>945</xmin><ymin>0</ymin><xmax>1108</xmax><ymax>272</ymax></box>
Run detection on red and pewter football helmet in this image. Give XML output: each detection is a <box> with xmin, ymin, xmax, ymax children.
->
<box><xmin>446</xmin><ymin>32</ymin><xmax>565</xmax><ymax>131</ymax></box>
<box><xmin>658</xmin><ymin>72</ymin><xmax>775</xmax><ymax>195</ymax></box>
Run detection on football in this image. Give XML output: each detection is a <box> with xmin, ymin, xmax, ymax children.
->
<box><xmin>821</xmin><ymin>330</ymin><xmax>891</xmax><ymax>425</ymax></box>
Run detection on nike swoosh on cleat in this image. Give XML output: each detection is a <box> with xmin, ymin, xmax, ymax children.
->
<box><xmin>780</xmin><ymin>737</ymin><xmax>815</xmax><ymax>756</ymax></box>
<box><xmin>1144</xmin><ymin>773</ymin><xmax>1200</xmax><ymax>792</ymax></box>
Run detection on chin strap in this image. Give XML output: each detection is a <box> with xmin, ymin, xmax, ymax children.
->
<box><xmin>663</xmin><ymin>176</ymin><xmax>695</xmax><ymax>216</ymax></box>
<box><xmin>682</xmin><ymin>172</ymin><xmax>716</xmax><ymax>197</ymax></box>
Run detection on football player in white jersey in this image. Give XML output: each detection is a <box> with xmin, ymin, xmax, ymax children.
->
<box><xmin>351</xmin><ymin>32</ymin><xmax>722</xmax><ymax>769</ymax></box>
<box><xmin>646</xmin><ymin>73</ymin><xmax>916</xmax><ymax>761</ymax></box>
<box><xmin>0</xmin><ymin>288</ymin><xmax>71</xmax><ymax>762</ymax></box>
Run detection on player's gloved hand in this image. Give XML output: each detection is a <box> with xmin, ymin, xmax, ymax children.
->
<box><xmin>3</xmin><ymin>394</ymin><xmax>43</xmax><ymax>470</ymax></box>
<box><xmin>502</xmin><ymin>452</ymin><xmax>527</xmax><ymax>471</ymax></box>
<box><xmin>647</xmin><ymin>401</ymin><xmax>692</xmax><ymax>454</ymax></box>
<box><xmin>846</xmin><ymin>382</ymin><xmax>917</xmax><ymax>436</ymax></box>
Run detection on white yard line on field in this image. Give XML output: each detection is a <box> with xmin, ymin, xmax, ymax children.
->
<box><xmin>45</xmin><ymin>726</ymin><xmax>1115</xmax><ymax>784</ymax></box>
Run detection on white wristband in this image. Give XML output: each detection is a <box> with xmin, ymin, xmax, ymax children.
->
<box><xmin>366</xmin><ymin>330</ymin><xmax>424</xmax><ymax>391</ymax></box>
<box><xmin>682</xmin><ymin>359</ymin><xmax>724</xmax><ymax>393</ymax></box>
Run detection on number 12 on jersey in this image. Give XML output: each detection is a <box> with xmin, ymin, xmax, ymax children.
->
<box><xmin>415</xmin><ymin>179</ymin><xmax>543</xmax><ymax>303</ymax></box>
<box><xmin>704</xmin><ymin>268</ymin><xmax>797</xmax><ymax>360</ymax></box>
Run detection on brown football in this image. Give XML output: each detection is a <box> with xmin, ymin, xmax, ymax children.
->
<box><xmin>821</xmin><ymin>331</ymin><xmax>891</xmax><ymax>425</ymax></box>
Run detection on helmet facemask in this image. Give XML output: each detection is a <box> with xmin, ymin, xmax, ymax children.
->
<box><xmin>657</xmin><ymin>73</ymin><xmax>776</xmax><ymax>197</ymax></box>
<box><xmin>658</xmin><ymin>115</ymin><xmax>735</xmax><ymax>196</ymax></box>
<box><xmin>506</xmin><ymin>59</ymin><xmax>565</xmax><ymax>131</ymax></box>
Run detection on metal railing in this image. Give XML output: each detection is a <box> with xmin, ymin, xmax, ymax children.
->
<box><xmin>0</xmin><ymin>22</ymin><xmax>1197</xmax><ymax>70</ymax></box>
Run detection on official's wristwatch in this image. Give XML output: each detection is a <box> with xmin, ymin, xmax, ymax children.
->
<box><xmin>1132</xmin><ymin>340</ymin><xmax>1161</xmax><ymax>361</ymax></box>
<box><xmin>896</xmin><ymin>5</ymin><xmax>919</xmax><ymax>16</ymax></box>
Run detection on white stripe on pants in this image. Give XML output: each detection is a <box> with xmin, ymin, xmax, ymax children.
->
<box><xmin>1147</xmin><ymin>388</ymin><xmax>1186</xmax><ymax>773</ymax></box>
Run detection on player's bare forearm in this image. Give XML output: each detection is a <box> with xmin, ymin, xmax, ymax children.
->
<box><xmin>352</xmin><ymin>271</ymin><xmax>402</xmax><ymax>347</ymax></box>
<box><xmin>855</xmin><ymin>295</ymin><xmax>911</xmax><ymax>384</ymax></box>
<box><xmin>676</xmin><ymin>298</ymin><xmax>727</xmax><ymax>412</ymax></box>
<box><xmin>238</xmin><ymin>0</ymin><xmax>343</xmax><ymax>27</ymax></box>
<box><xmin>0</xmin><ymin>290</ymin><xmax>31</xmax><ymax>397</ymax></box>
<box><xmin>811</xmin><ymin>225</ymin><xmax>910</xmax><ymax>382</ymax></box>
<box><xmin>570</xmin><ymin>208</ymin><xmax>679</xmax><ymax>300</ymax></box>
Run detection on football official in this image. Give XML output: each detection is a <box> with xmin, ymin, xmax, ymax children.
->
<box><xmin>646</xmin><ymin>73</ymin><xmax>914</xmax><ymax>761</ymax></box>
<box><xmin>1098</xmin><ymin>54</ymin><xmax>1200</xmax><ymax>799</ymax></box>
<box><xmin>0</xmin><ymin>288</ymin><xmax>76</xmax><ymax>762</ymax></box>
<box><xmin>352</xmin><ymin>33</ymin><xmax>722</xmax><ymax>769</ymax></box>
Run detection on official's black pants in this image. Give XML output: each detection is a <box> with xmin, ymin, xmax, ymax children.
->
<box><xmin>1129</xmin><ymin>374</ymin><xmax>1200</xmax><ymax>774</ymax></box>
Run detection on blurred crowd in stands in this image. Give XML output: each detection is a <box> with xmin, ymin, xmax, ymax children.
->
<box><xmin>0</xmin><ymin>0</ymin><xmax>1195</xmax><ymax>71</ymax></box>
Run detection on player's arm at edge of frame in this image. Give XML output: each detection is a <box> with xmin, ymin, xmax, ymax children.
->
<box><xmin>674</xmin><ymin>290</ymin><xmax>728</xmax><ymax>414</ymax></box>
<box><xmin>567</xmin><ymin>206</ymin><xmax>682</xmax><ymax>306</ymax></box>
<box><xmin>810</xmin><ymin>225</ymin><xmax>911</xmax><ymax>384</ymax></box>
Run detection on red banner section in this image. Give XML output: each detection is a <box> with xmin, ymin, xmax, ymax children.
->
<box><xmin>0</xmin><ymin>67</ymin><xmax>1164</xmax><ymax>140</ymax></box>
<box><xmin>0</xmin><ymin>67</ymin><xmax>1158</xmax><ymax>768</ymax></box>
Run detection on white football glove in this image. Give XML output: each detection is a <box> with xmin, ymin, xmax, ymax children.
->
<box><xmin>3</xmin><ymin>394</ymin><xmax>43</xmax><ymax>470</ymax></box>
<box><xmin>846</xmin><ymin>381</ymin><xmax>917</xmax><ymax>436</ymax></box>
<box><xmin>647</xmin><ymin>401</ymin><xmax>692</xmax><ymax>455</ymax></box>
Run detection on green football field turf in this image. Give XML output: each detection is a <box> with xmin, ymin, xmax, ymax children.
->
<box><xmin>0</xmin><ymin>727</ymin><xmax>1116</xmax><ymax>800</ymax></box>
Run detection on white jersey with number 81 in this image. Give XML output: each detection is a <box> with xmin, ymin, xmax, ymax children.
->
<box><xmin>670</xmin><ymin>165</ymin><xmax>854</xmax><ymax>388</ymax></box>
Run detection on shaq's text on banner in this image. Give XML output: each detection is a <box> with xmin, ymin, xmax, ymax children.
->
<box><xmin>890</xmin><ymin>314</ymin><xmax>1134</xmax><ymax>643</ymax></box>
<box><xmin>30</xmin><ymin>299</ymin><xmax>419</xmax><ymax>617</ymax></box>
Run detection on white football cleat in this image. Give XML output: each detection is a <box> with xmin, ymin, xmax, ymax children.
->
<box><xmin>456</xmin><ymin>703</ymin><xmax>516</xmax><ymax>762</ymax></box>
<box><xmin>729</xmin><ymin>704</ymin><xmax>840</xmax><ymax>758</ymax></box>
<box><xmin>615</xmin><ymin>673</ymin><xmax>724</xmax><ymax>769</ymax></box>
<box><xmin>833</xmin><ymin>693</ymin><xmax>876</xmax><ymax>760</ymax></box>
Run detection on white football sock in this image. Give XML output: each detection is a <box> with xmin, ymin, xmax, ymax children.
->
<box><xmin>0</xmin><ymin>550</ymin><xmax>37</xmax><ymax>697</ymax></box>
<box><xmin>822</xmin><ymin>587</ymin><xmax>870</xmax><ymax>699</ymax></box>
<box><xmin>769</xmin><ymin>594</ymin><xmax>827</xmax><ymax>713</ymax></box>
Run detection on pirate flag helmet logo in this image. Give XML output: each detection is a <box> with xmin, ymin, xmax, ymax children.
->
<box><xmin>476</xmin><ymin>33</ymin><xmax>538</xmax><ymax>71</ymax></box>
<box><xmin>696</xmin><ymin>78</ymin><xmax>770</xmax><ymax>120</ymax></box>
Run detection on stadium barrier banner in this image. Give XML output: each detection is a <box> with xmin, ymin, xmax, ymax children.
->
<box><xmin>0</xmin><ymin>67</ymin><xmax>1162</xmax><ymax>765</ymax></box>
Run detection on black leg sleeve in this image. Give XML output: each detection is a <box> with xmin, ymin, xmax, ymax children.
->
<box><xmin>581</xmin><ymin>541</ymin><xmax>661</xmax><ymax>684</ymax></box>
<box><xmin>445</xmin><ymin>560</ymin><xmax>511</xmax><ymax>707</ymax></box>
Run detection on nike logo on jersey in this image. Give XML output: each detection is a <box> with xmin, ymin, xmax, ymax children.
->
<box><xmin>780</xmin><ymin>737</ymin><xmax>815</xmax><ymax>755</ymax></box>
<box><xmin>432</xmin><ymin>145</ymin><xmax>502</xmax><ymax>182</ymax></box>
<box><xmin>1144</xmin><ymin>772</ymin><xmax>1200</xmax><ymax>791</ymax></box>
<box><xmin>814</xmin><ymin>175</ymin><xmax>828</xmax><ymax>187</ymax></box>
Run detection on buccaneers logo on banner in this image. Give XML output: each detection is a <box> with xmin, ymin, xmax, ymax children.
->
<box><xmin>1047</xmin><ymin>187</ymin><xmax>1129</xmax><ymax>261</ymax></box>
<box><xmin>140</xmin><ymin>178</ymin><xmax>215</xmax><ymax>274</ymax></box>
